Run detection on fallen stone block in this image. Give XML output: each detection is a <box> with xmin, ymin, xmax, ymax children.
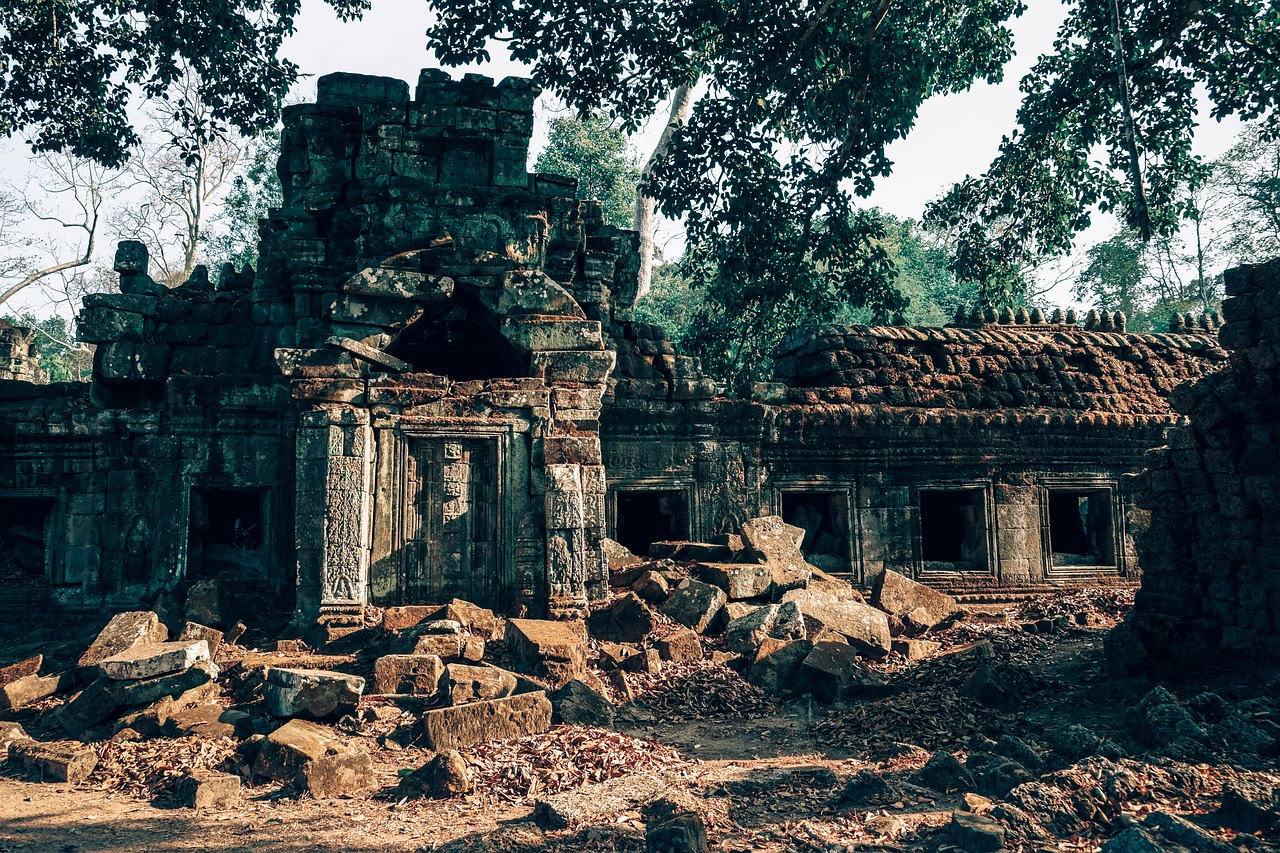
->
<box><xmin>407</xmin><ymin>620</ymin><xmax>465</xmax><ymax>659</ymax></box>
<box><xmin>656</xmin><ymin>629</ymin><xmax>703</xmax><ymax>663</ymax></box>
<box><xmin>621</xmin><ymin>647</ymin><xmax>664</xmax><ymax>675</ymax></box>
<box><xmin>418</xmin><ymin>691</ymin><xmax>552</xmax><ymax>751</ymax></box>
<box><xmin>780</xmin><ymin>589</ymin><xmax>891</xmax><ymax>656</ymax></box>
<box><xmin>724</xmin><ymin>602</ymin><xmax>805</xmax><ymax>655</ymax></box>
<box><xmin>646</xmin><ymin>810</ymin><xmax>708</xmax><ymax>853</ymax></box>
<box><xmin>872</xmin><ymin>570</ymin><xmax>959</xmax><ymax>631</ymax></box>
<box><xmin>696</xmin><ymin>561</ymin><xmax>772</xmax><ymax>601</ymax></box>
<box><xmin>792</xmin><ymin>641</ymin><xmax>887</xmax><ymax>702</ymax></box>
<box><xmin>551</xmin><ymin>679</ymin><xmax>613</xmax><ymax>727</ymax></box>
<box><xmin>441</xmin><ymin>599</ymin><xmax>500</xmax><ymax>640</ymax></box>
<box><xmin>588</xmin><ymin>592</ymin><xmax>657</xmax><ymax>643</ymax></box>
<box><xmin>839</xmin><ymin>769</ymin><xmax>902</xmax><ymax>808</ymax></box>
<box><xmin>506</xmin><ymin>619</ymin><xmax>587</xmax><ymax>688</ymax></box>
<box><xmin>631</xmin><ymin>570</ymin><xmax>670</xmax><ymax>603</ymax></box>
<box><xmin>79</xmin><ymin>611</ymin><xmax>169</xmax><ymax>668</ymax></box>
<box><xmin>177</xmin><ymin>622</ymin><xmax>224</xmax><ymax>658</ymax></box>
<box><xmin>892</xmin><ymin>638</ymin><xmax>941</xmax><ymax>661</ymax></box>
<box><xmin>263</xmin><ymin>668</ymin><xmax>364</xmax><ymax>720</ymax></box>
<box><xmin>185</xmin><ymin>579</ymin><xmax>227</xmax><ymax>627</ymax></box>
<box><xmin>169</xmin><ymin>704</ymin><xmax>253</xmax><ymax>739</ymax></box>
<box><xmin>301</xmin><ymin>749</ymin><xmax>377</xmax><ymax>798</ymax></box>
<box><xmin>0</xmin><ymin>672</ymin><xmax>61</xmax><ymax>711</ymax></box>
<box><xmin>660</xmin><ymin>580</ymin><xmax>726</xmax><ymax>634</ymax></box>
<box><xmin>99</xmin><ymin>640</ymin><xmax>210</xmax><ymax>681</ymax></box>
<box><xmin>176</xmin><ymin>769</ymin><xmax>241</xmax><ymax>809</ymax></box>
<box><xmin>252</xmin><ymin>718</ymin><xmax>344</xmax><ymax>781</ymax></box>
<box><xmin>597</xmin><ymin>642</ymin><xmax>640</xmax><ymax>670</ymax></box>
<box><xmin>914</xmin><ymin>750</ymin><xmax>975</xmax><ymax>793</ymax></box>
<box><xmin>535</xmin><ymin>771</ymin><xmax>669</xmax><ymax>829</ymax></box>
<box><xmin>950</xmin><ymin>811</ymin><xmax>1006</xmax><ymax>853</ymax></box>
<box><xmin>372</xmin><ymin>654</ymin><xmax>444</xmax><ymax>695</ymax></box>
<box><xmin>0</xmin><ymin>721</ymin><xmax>29</xmax><ymax>757</ymax></box>
<box><xmin>746</xmin><ymin>639</ymin><xmax>813</xmax><ymax>694</ymax></box>
<box><xmin>443</xmin><ymin>663</ymin><xmax>518</xmax><ymax>705</ymax></box>
<box><xmin>962</xmin><ymin>664</ymin><xmax>1016</xmax><ymax>709</ymax></box>
<box><xmin>0</xmin><ymin>654</ymin><xmax>41</xmax><ymax>686</ymax></box>
<box><xmin>13</xmin><ymin>740</ymin><xmax>98</xmax><ymax>783</ymax></box>
<box><xmin>399</xmin><ymin>749</ymin><xmax>472</xmax><ymax>798</ymax></box>
<box><xmin>58</xmin><ymin>678</ymin><xmax>120</xmax><ymax>737</ymax></box>
<box><xmin>109</xmin><ymin>660</ymin><xmax>217</xmax><ymax>706</ymax></box>
<box><xmin>603</xmin><ymin>537</ymin><xmax>644</xmax><ymax>573</ymax></box>
<box><xmin>740</xmin><ymin>516</ymin><xmax>811</xmax><ymax>593</ymax></box>
<box><xmin>382</xmin><ymin>605</ymin><xmax>441</xmax><ymax>632</ymax></box>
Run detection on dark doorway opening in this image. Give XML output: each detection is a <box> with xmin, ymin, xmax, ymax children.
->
<box><xmin>614</xmin><ymin>490</ymin><xmax>688</xmax><ymax>557</ymax></box>
<box><xmin>1048</xmin><ymin>489</ymin><xmax>1115</xmax><ymax>567</ymax></box>
<box><xmin>188</xmin><ymin>488</ymin><xmax>269</xmax><ymax>580</ymax></box>
<box><xmin>386</xmin><ymin>297</ymin><xmax>525</xmax><ymax>380</ymax></box>
<box><xmin>920</xmin><ymin>488</ymin><xmax>988</xmax><ymax>570</ymax></box>
<box><xmin>0</xmin><ymin>496</ymin><xmax>53</xmax><ymax>587</ymax></box>
<box><xmin>781</xmin><ymin>492</ymin><xmax>849</xmax><ymax>572</ymax></box>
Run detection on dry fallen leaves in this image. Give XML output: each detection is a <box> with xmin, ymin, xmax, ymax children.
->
<box><xmin>93</xmin><ymin>736</ymin><xmax>239</xmax><ymax>803</ymax></box>
<box><xmin>628</xmin><ymin>660</ymin><xmax>777</xmax><ymax>721</ymax></box>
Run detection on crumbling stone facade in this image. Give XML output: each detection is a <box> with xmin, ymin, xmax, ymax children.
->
<box><xmin>0</xmin><ymin>69</ymin><xmax>1234</xmax><ymax>629</ymax></box>
<box><xmin>1112</xmin><ymin>258</ymin><xmax>1280</xmax><ymax>669</ymax></box>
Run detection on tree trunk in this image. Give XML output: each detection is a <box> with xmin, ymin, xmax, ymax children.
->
<box><xmin>631</xmin><ymin>82</ymin><xmax>696</xmax><ymax>307</ymax></box>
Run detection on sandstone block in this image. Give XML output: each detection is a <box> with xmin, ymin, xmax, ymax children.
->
<box><xmin>58</xmin><ymin>678</ymin><xmax>120</xmax><ymax>737</ymax></box>
<box><xmin>949</xmin><ymin>811</ymin><xmax>1006</xmax><ymax>852</ymax></box>
<box><xmin>99</xmin><ymin>640</ymin><xmax>210</xmax><ymax>681</ymax></box>
<box><xmin>382</xmin><ymin>605</ymin><xmax>440</xmax><ymax>632</ymax></box>
<box><xmin>506</xmin><ymin>619</ymin><xmax>587</xmax><ymax>688</ymax></box>
<box><xmin>13</xmin><ymin>740</ymin><xmax>98</xmax><ymax>783</ymax></box>
<box><xmin>399</xmin><ymin>749</ymin><xmax>472</xmax><ymax>798</ymax></box>
<box><xmin>631</xmin><ymin>570</ymin><xmax>671</xmax><ymax>603</ymax></box>
<box><xmin>0</xmin><ymin>673</ymin><xmax>61</xmax><ymax>711</ymax></box>
<box><xmin>177</xmin><ymin>770</ymin><xmax>241</xmax><ymax>809</ymax></box>
<box><xmin>441</xmin><ymin>599</ymin><xmax>500</xmax><ymax>639</ymax></box>
<box><xmin>740</xmin><ymin>516</ymin><xmax>812</xmax><ymax>593</ymax></box>
<box><xmin>443</xmin><ymin>663</ymin><xmax>518</xmax><ymax>705</ymax></box>
<box><xmin>253</xmin><ymin>719</ymin><xmax>342</xmax><ymax>781</ymax></box>
<box><xmin>169</xmin><ymin>704</ymin><xmax>254</xmax><ymax>739</ymax></box>
<box><xmin>660</xmin><ymin>580</ymin><xmax>726</xmax><ymax>634</ymax></box>
<box><xmin>109</xmin><ymin>660</ymin><xmax>217</xmax><ymax>706</ymax></box>
<box><xmin>418</xmin><ymin>690</ymin><xmax>552</xmax><ymax>750</ymax></box>
<box><xmin>724</xmin><ymin>602</ymin><xmax>805</xmax><ymax>654</ymax></box>
<box><xmin>301</xmin><ymin>749</ymin><xmax>377</xmax><ymax>798</ymax></box>
<box><xmin>263</xmin><ymin>668</ymin><xmax>364</xmax><ymax>719</ymax></box>
<box><xmin>872</xmin><ymin>570</ymin><xmax>959</xmax><ymax>631</ymax></box>
<box><xmin>177</xmin><ymin>622</ymin><xmax>224</xmax><ymax>658</ymax></box>
<box><xmin>697</xmin><ymin>562</ymin><xmax>772</xmax><ymax>600</ymax></box>
<box><xmin>372</xmin><ymin>654</ymin><xmax>444</xmax><ymax>695</ymax></box>
<box><xmin>184</xmin><ymin>579</ymin><xmax>227</xmax><ymax>627</ymax></box>
<box><xmin>780</xmin><ymin>589</ymin><xmax>891</xmax><ymax>656</ymax></box>
<box><xmin>603</xmin><ymin>538</ymin><xmax>643</xmax><ymax>573</ymax></box>
<box><xmin>655</xmin><ymin>629</ymin><xmax>703</xmax><ymax>663</ymax></box>
<box><xmin>746</xmin><ymin>639</ymin><xmax>813</xmax><ymax>694</ymax></box>
<box><xmin>79</xmin><ymin>611</ymin><xmax>169</xmax><ymax>668</ymax></box>
<box><xmin>646</xmin><ymin>811</ymin><xmax>708</xmax><ymax>853</ymax></box>
<box><xmin>793</xmin><ymin>641</ymin><xmax>887</xmax><ymax>703</ymax></box>
<box><xmin>0</xmin><ymin>721</ymin><xmax>29</xmax><ymax>757</ymax></box>
<box><xmin>551</xmin><ymin>679</ymin><xmax>613</xmax><ymax>727</ymax></box>
<box><xmin>588</xmin><ymin>592</ymin><xmax>656</xmax><ymax>643</ymax></box>
<box><xmin>892</xmin><ymin>638</ymin><xmax>942</xmax><ymax>661</ymax></box>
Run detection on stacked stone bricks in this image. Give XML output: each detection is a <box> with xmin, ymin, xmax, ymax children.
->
<box><xmin>1114</xmin><ymin>258</ymin><xmax>1280</xmax><ymax>668</ymax></box>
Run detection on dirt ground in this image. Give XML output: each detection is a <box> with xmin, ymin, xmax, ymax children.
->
<box><xmin>2</xmin><ymin>593</ymin><xmax>1278</xmax><ymax>853</ymax></box>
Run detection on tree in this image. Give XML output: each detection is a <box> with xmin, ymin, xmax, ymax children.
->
<box><xmin>206</xmin><ymin>121</ymin><xmax>283</xmax><ymax>272</ymax></box>
<box><xmin>1209</xmin><ymin>124</ymin><xmax>1280</xmax><ymax>267</ymax></box>
<box><xmin>1</xmin><ymin>311</ymin><xmax>93</xmax><ymax>382</ymax></box>
<box><xmin>534</xmin><ymin>114</ymin><xmax>639</xmax><ymax>230</ymax></box>
<box><xmin>0</xmin><ymin>0</ymin><xmax>367</xmax><ymax>167</ymax></box>
<box><xmin>927</xmin><ymin>0</ymin><xmax>1280</xmax><ymax>299</ymax></box>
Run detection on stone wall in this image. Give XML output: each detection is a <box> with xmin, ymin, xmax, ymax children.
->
<box><xmin>0</xmin><ymin>323</ymin><xmax>39</xmax><ymax>382</ymax></box>
<box><xmin>1111</xmin><ymin>258</ymin><xmax>1280</xmax><ymax>671</ymax></box>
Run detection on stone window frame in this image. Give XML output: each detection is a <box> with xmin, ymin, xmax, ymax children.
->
<box><xmin>1036</xmin><ymin>476</ymin><xmax>1126</xmax><ymax>579</ymax></box>
<box><xmin>180</xmin><ymin>481</ymin><xmax>279</xmax><ymax>586</ymax></box>
<box><xmin>374</xmin><ymin>424</ymin><xmax>516</xmax><ymax>609</ymax></box>
<box><xmin>768</xmin><ymin>478</ymin><xmax>859</xmax><ymax>581</ymax></box>
<box><xmin>605</xmin><ymin>476</ymin><xmax>698</xmax><ymax>546</ymax></box>
<box><xmin>0</xmin><ymin>488</ymin><xmax>63</xmax><ymax>586</ymax></box>
<box><xmin>910</xmin><ymin>480</ymin><xmax>998</xmax><ymax>579</ymax></box>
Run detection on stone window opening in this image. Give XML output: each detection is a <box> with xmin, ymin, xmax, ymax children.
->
<box><xmin>781</xmin><ymin>491</ymin><xmax>850</xmax><ymax>573</ymax></box>
<box><xmin>612</xmin><ymin>490</ymin><xmax>689</xmax><ymax>558</ymax></box>
<box><xmin>0</xmin><ymin>496</ymin><xmax>54</xmax><ymax>587</ymax></box>
<box><xmin>188</xmin><ymin>487</ymin><xmax>269</xmax><ymax>580</ymax></box>
<box><xmin>1047</xmin><ymin>488</ymin><xmax>1116</xmax><ymax>569</ymax></box>
<box><xmin>919</xmin><ymin>487</ymin><xmax>989</xmax><ymax>572</ymax></box>
<box><xmin>386</xmin><ymin>297</ymin><xmax>525</xmax><ymax>380</ymax></box>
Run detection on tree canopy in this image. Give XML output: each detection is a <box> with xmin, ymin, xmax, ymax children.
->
<box><xmin>533</xmin><ymin>114</ymin><xmax>640</xmax><ymax>230</ymax></box>
<box><xmin>0</xmin><ymin>0</ymin><xmax>367</xmax><ymax>167</ymax></box>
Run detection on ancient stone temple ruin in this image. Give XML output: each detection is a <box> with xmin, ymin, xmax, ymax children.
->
<box><xmin>0</xmin><ymin>70</ymin><xmax>1232</xmax><ymax>629</ymax></box>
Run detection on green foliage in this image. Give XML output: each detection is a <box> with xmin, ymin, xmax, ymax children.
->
<box><xmin>206</xmin><ymin>125</ymin><xmax>284</xmax><ymax>271</ymax></box>
<box><xmin>927</xmin><ymin>0</ymin><xmax>1280</xmax><ymax>297</ymax></box>
<box><xmin>0</xmin><ymin>0</ymin><xmax>369</xmax><ymax>167</ymax></box>
<box><xmin>1</xmin><ymin>313</ymin><xmax>89</xmax><ymax>382</ymax></box>
<box><xmin>534</xmin><ymin>115</ymin><xmax>639</xmax><ymax>229</ymax></box>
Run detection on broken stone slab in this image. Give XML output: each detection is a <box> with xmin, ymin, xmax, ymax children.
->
<box><xmin>406</xmin><ymin>619</ymin><xmax>465</xmax><ymax>659</ymax></box>
<box><xmin>327</xmin><ymin>336</ymin><xmax>411</xmax><ymax>372</ymax></box>
<box><xmin>872</xmin><ymin>569</ymin><xmax>959</xmax><ymax>631</ymax></box>
<box><xmin>169</xmin><ymin>704</ymin><xmax>254</xmax><ymax>740</ymax></box>
<box><xmin>602</xmin><ymin>537</ymin><xmax>644</xmax><ymax>573</ymax></box>
<box><xmin>382</xmin><ymin>605</ymin><xmax>441</xmax><ymax>632</ymax></box>
<box><xmin>697</xmin><ymin>562</ymin><xmax>772</xmax><ymax>600</ymax></box>
<box><xmin>58</xmin><ymin>678</ymin><xmax>121</xmax><ymax>737</ymax></box>
<box><xmin>597</xmin><ymin>642</ymin><xmax>640</xmax><ymax>670</ymax></box>
<box><xmin>660</xmin><ymin>580</ymin><xmax>726</xmax><ymax>634</ymax></box>
<box><xmin>655</xmin><ymin>629</ymin><xmax>703</xmax><ymax>663</ymax></box>
<box><xmin>13</xmin><ymin>740</ymin><xmax>98</xmax><ymax>784</ymax></box>
<box><xmin>0</xmin><ymin>654</ymin><xmax>41</xmax><ymax>686</ymax></box>
<box><xmin>892</xmin><ymin>638</ymin><xmax>942</xmax><ymax>661</ymax></box>
<box><xmin>631</xmin><ymin>570</ymin><xmax>671</xmax><ymax>603</ymax></box>
<box><xmin>440</xmin><ymin>598</ymin><xmax>500</xmax><ymax>640</ymax></box>
<box><xmin>792</xmin><ymin>641</ymin><xmax>888</xmax><ymax>702</ymax></box>
<box><xmin>177</xmin><ymin>622</ymin><xmax>224</xmax><ymax>658</ymax></box>
<box><xmin>506</xmin><ymin>618</ymin><xmax>587</xmax><ymax>688</ymax></box>
<box><xmin>724</xmin><ymin>602</ymin><xmax>805</xmax><ymax>655</ymax></box>
<box><xmin>949</xmin><ymin>811</ymin><xmax>1006</xmax><ymax>853</ymax></box>
<box><xmin>0</xmin><ymin>672</ymin><xmax>62</xmax><ymax>711</ymax></box>
<box><xmin>622</xmin><ymin>647</ymin><xmax>664</xmax><ymax>675</ymax></box>
<box><xmin>252</xmin><ymin>718</ymin><xmax>347</xmax><ymax>782</ymax></box>
<box><xmin>914</xmin><ymin>750</ymin><xmax>975</xmax><ymax>793</ymax></box>
<box><xmin>551</xmin><ymin>679</ymin><xmax>613</xmax><ymax>727</ymax></box>
<box><xmin>0</xmin><ymin>721</ymin><xmax>29</xmax><ymax>758</ymax></box>
<box><xmin>109</xmin><ymin>660</ymin><xmax>217</xmax><ymax>706</ymax></box>
<box><xmin>535</xmin><ymin>771</ymin><xmax>671</xmax><ymax>829</ymax></box>
<box><xmin>184</xmin><ymin>580</ymin><xmax>227</xmax><ymax>628</ymax></box>
<box><xmin>372</xmin><ymin>654</ymin><xmax>444</xmax><ymax>695</ymax></box>
<box><xmin>417</xmin><ymin>690</ymin><xmax>552</xmax><ymax>751</ymax></box>
<box><xmin>176</xmin><ymin>769</ymin><xmax>241</xmax><ymax>809</ymax></box>
<box><xmin>739</xmin><ymin>516</ymin><xmax>811</xmax><ymax>593</ymax></box>
<box><xmin>779</xmin><ymin>589</ymin><xmax>891</xmax><ymax>656</ymax></box>
<box><xmin>302</xmin><ymin>749</ymin><xmax>377</xmax><ymax>798</ymax></box>
<box><xmin>263</xmin><ymin>668</ymin><xmax>365</xmax><ymax>720</ymax></box>
<box><xmin>99</xmin><ymin>640</ymin><xmax>210</xmax><ymax>681</ymax></box>
<box><xmin>588</xmin><ymin>592</ymin><xmax>657</xmax><ymax>643</ymax></box>
<box><xmin>398</xmin><ymin>749</ymin><xmax>472</xmax><ymax>798</ymax></box>
<box><xmin>78</xmin><ymin>611</ymin><xmax>169</xmax><ymax>668</ymax></box>
<box><xmin>746</xmin><ymin>639</ymin><xmax>814</xmax><ymax>694</ymax></box>
<box><xmin>443</xmin><ymin>663</ymin><xmax>518</xmax><ymax>705</ymax></box>
<box><xmin>646</xmin><ymin>811</ymin><xmax>708</xmax><ymax>853</ymax></box>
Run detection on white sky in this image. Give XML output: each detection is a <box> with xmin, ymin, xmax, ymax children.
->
<box><xmin>0</xmin><ymin>0</ymin><xmax>1251</xmax><ymax>315</ymax></box>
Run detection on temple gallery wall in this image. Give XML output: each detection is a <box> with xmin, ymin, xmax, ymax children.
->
<box><xmin>0</xmin><ymin>70</ymin><xmax>1237</xmax><ymax>632</ymax></box>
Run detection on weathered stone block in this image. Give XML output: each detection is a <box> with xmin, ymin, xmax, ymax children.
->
<box><xmin>551</xmin><ymin>679</ymin><xmax>613</xmax><ymax>727</ymax></box>
<box><xmin>697</xmin><ymin>562</ymin><xmax>772</xmax><ymax>600</ymax></box>
<box><xmin>0</xmin><ymin>673</ymin><xmax>60</xmax><ymax>711</ymax></box>
<box><xmin>301</xmin><ymin>750</ymin><xmax>377</xmax><ymax>799</ymax></box>
<box><xmin>99</xmin><ymin>640</ymin><xmax>210</xmax><ymax>681</ymax></box>
<box><xmin>58</xmin><ymin>678</ymin><xmax>120</xmax><ymax>737</ymax></box>
<box><xmin>13</xmin><ymin>740</ymin><xmax>98</xmax><ymax>784</ymax></box>
<box><xmin>660</xmin><ymin>580</ymin><xmax>726</xmax><ymax>635</ymax></box>
<box><xmin>417</xmin><ymin>690</ymin><xmax>552</xmax><ymax>750</ymax></box>
<box><xmin>780</xmin><ymin>589</ymin><xmax>891</xmax><ymax>656</ymax></box>
<box><xmin>177</xmin><ymin>623</ymin><xmax>224</xmax><ymax>658</ymax></box>
<box><xmin>506</xmin><ymin>619</ymin><xmax>587</xmax><ymax>687</ymax></box>
<box><xmin>263</xmin><ymin>668</ymin><xmax>364</xmax><ymax>719</ymax></box>
<box><xmin>79</xmin><ymin>611</ymin><xmax>169</xmax><ymax>668</ymax></box>
<box><xmin>724</xmin><ymin>602</ymin><xmax>805</xmax><ymax>655</ymax></box>
<box><xmin>655</xmin><ymin>629</ymin><xmax>703</xmax><ymax>663</ymax></box>
<box><xmin>746</xmin><ymin>639</ymin><xmax>813</xmax><ymax>694</ymax></box>
<box><xmin>588</xmin><ymin>592</ymin><xmax>656</xmax><ymax>643</ymax></box>
<box><xmin>176</xmin><ymin>770</ymin><xmax>241</xmax><ymax>809</ymax></box>
<box><xmin>399</xmin><ymin>749</ymin><xmax>472</xmax><ymax>798</ymax></box>
<box><xmin>253</xmin><ymin>719</ymin><xmax>341</xmax><ymax>781</ymax></box>
<box><xmin>109</xmin><ymin>661</ymin><xmax>216</xmax><ymax>706</ymax></box>
<box><xmin>0</xmin><ymin>654</ymin><xmax>41</xmax><ymax>687</ymax></box>
<box><xmin>372</xmin><ymin>654</ymin><xmax>444</xmax><ymax>695</ymax></box>
<box><xmin>443</xmin><ymin>663</ymin><xmax>518</xmax><ymax>705</ymax></box>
